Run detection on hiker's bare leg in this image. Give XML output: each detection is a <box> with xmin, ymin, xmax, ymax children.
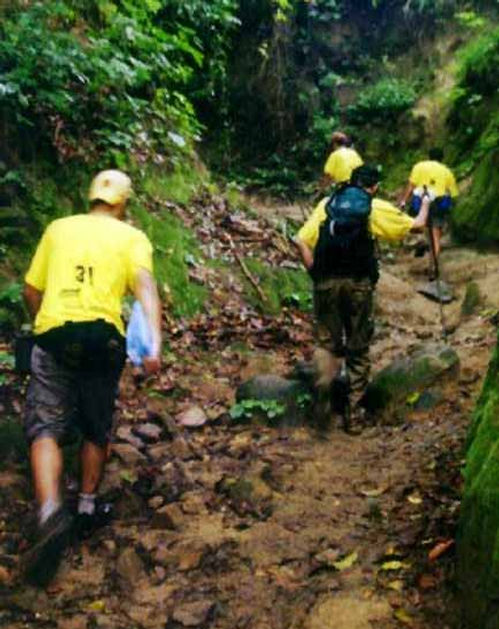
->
<box><xmin>30</xmin><ymin>437</ymin><xmax>63</xmax><ymax>510</ymax></box>
<box><xmin>431</xmin><ymin>226</ymin><xmax>442</xmax><ymax>259</ymax></box>
<box><xmin>80</xmin><ymin>440</ymin><xmax>107</xmax><ymax>494</ymax></box>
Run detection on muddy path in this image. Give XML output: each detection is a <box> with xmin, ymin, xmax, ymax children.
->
<box><xmin>0</xmin><ymin>203</ymin><xmax>498</xmax><ymax>628</ymax></box>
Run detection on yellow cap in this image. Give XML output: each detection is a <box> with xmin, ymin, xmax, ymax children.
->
<box><xmin>88</xmin><ymin>170</ymin><xmax>132</xmax><ymax>206</ymax></box>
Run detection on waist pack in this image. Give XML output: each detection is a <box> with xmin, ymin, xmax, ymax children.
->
<box><xmin>311</xmin><ymin>184</ymin><xmax>378</xmax><ymax>283</ymax></box>
<box><xmin>36</xmin><ymin>319</ymin><xmax>126</xmax><ymax>373</ymax></box>
<box><xmin>411</xmin><ymin>193</ymin><xmax>452</xmax><ymax>215</ymax></box>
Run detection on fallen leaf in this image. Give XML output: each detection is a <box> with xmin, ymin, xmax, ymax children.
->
<box><xmin>88</xmin><ymin>600</ymin><xmax>106</xmax><ymax>612</ymax></box>
<box><xmin>428</xmin><ymin>539</ymin><xmax>454</xmax><ymax>562</ymax></box>
<box><xmin>361</xmin><ymin>486</ymin><xmax>388</xmax><ymax>497</ymax></box>
<box><xmin>394</xmin><ymin>608</ymin><xmax>413</xmax><ymax>625</ymax></box>
<box><xmin>418</xmin><ymin>573</ymin><xmax>438</xmax><ymax>589</ymax></box>
<box><xmin>120</xmin><ymin>470</ymin><xmax>137</xmax><ymax>484</ymax></box>
<box><xmin>333</xmin><ymin>551</ymin><xmax>358</xmax><ymax>571</ymax></box>
<box><xmin>381</xmin><ymin>561</ymin><xmax>410</xmax><ymax>571</ymax></box>
<box><xmin>406</xmin><ymin>392</ymin><xmax>420</xmax><ymax>405</ymax></box>
<box><xmin>407</xmin><ymin>494</ymin><xmax>423</xmax><ymax>505</ymax></box>
<box><xmin>387</xmin><ymin>579</ymin><xmax>404</xmax><ymax>592</ymax></box>
<box><xmin>384</xmin><ymin>544</ymin><xmax>400</xmax><ymax>557</ymax></box>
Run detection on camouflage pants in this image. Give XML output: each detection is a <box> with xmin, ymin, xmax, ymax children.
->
<box><xmin>313</xmin><ymin>277</ymin><xmax>375</xmax><ymax>400</ymax></box>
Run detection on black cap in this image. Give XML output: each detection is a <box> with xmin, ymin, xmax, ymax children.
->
<box><xmin>350</xmin><ymin>165</ymin><xmax>381</xmax><ymax>188</ymax></box>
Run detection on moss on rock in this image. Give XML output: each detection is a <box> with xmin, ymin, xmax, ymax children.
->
<box><xmin>362</xmin><ymin>343</ymin><xmax>459</xmax><ymax>417</ymax></box>
<box><xmin>458</xmin><ymin>331</ymin><xmax>499</xmax><ymax>628</ymax></box>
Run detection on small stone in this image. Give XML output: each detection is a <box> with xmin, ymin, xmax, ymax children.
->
<box><xmin>178</xmin><ymin>549</ymin><xmax>203</xmax><ymax>572</ymax></box>
<box><xmin>153</xmin><ymin>565</ymin><xmax>166</xmax><ymax>584</ymax></box>
<box><xmin>176</xmin><ymin>406</ymin><xmax>208</xmax><ymax>428</ymax></box>
<box><xmin>172</xmin><ymin>600</ymin><xmax>215</xmax><ymax>627</ymax></box>
<box><xmin>148</xmin><ymin>496</ymin><xmax>165</xmax><ymax>510</ymax></box>
<box><xmin>113</xmin><ymin>443</ymin><xmax>147</xmax><ymax>467</ymax></box>
<box><xmin>314</xmin><ymin>548</ymin><xmax>341</xmax><ymax>566</ymax></box>
<box><xmin>133</xmin><ymin>423</ymin><xmax>162</xmax><ymax>443</ymax></box>
<box><xmin>101</xmin><ymin>539</ymin><xmax>117</xmax><ymax>554</ymax></box>
<box><xmin>170</xmin><ymin>436</ymin><xmax>193</xmax><ymax>460</ymax></box>
<box><xmin>56</xmin><ymin>616</ymin><xmax>88</xmax><ymax>629</ymax></box>
<box><xmin>152</xmin><ymin>503</ymin><xmax>184</xmax><ymax>530</ymax></box>
<box><xmin>116</xmin><ymin>547</ymin><xmax>145</xmax><ymax>583</ymax></box>
<box><xmin>153</xmin><ymin>546</ymin><xmax>176</xmax><ymax>567</ymax></box>
<box><xmin>116</xmin><ymin>425</ymin><xmax>144</xmax><ymax>450</ymax></box>
<box><xmin>181</xmin><ymin>492</ymin><xmax>208</xmax><ymax>516</ymax></box>
<box><xmin>148</xmin><ymin>443</ymin><xmax>172</xmax><ymax>463</ymax></box>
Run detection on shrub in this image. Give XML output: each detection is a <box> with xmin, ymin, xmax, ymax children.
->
<box><xmin>347</xmin><ymin>78</ymin><xmax>416</xmax><ymax>124</ymax></box>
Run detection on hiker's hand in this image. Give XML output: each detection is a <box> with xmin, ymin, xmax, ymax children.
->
<box><xmin>143</xmin><ymin>354</ymin><xmax>161</xmax><ymax>374</ymax></box>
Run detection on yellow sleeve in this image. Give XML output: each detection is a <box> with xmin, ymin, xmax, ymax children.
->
<box><xmin>296</xmin><ymin>199</ymin><xmax>328</xmax><ymax>250</ymax></box>
<box><xmin>127</xmin><ymin>230</ymin><xmax>153</xmax><ymax>289</ymax></box>
<box><xmin>447</xmin><ymin>170</ymin><xmax>459</xmax><ymax>197</ymax></box>
<box><xmin>370</xmin><ymin>199</ymin><xmax>414</xmax><ymax>242</ymax></box>
<box><xmin>25</xmin><ymin>225</ymin><xmax>52</xmax><ymax>291</ymax></box>
<box><xmin>409</xmin><ymin>163</ymin><xmax>423</xmax><ymax>187</ymax></box>
<box><xmin>323</xmin><ymin>151</ymin><xmax>339</xmax><ymax>178</ymax></box>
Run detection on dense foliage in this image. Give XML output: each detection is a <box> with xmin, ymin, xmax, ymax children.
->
<box><xmin>447</xmin><ymin>24</ymin><xmax>499</xmax><ymax>242</ymax></box>
<box><xmin>213</xmin><ymin>0</ymin><xmax>481</xmax><ymax>194</ymax></box>
<box><xmin>1</xmin><ymin>0</ymin><xmax>499</xmax><ymax>288</ymax></box>
<box><xmin>0</xmin><ymin>0</ymin><xmax>239</xmax><ymax>171</ymax></box>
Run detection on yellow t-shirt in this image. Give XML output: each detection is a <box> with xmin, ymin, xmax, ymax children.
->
<box><xmin>297</xmin><ymin>197</ymin><xmax>414</xmax><ymax>250</ymax></box>
<box><xmin>323</xmin><ymin>147</ymin><xmax>363</xmax><ymax>183</ymax></box>
<box><xmin>25</xmin><ymin>213</ymin><xmax>153</xmax><ymax>336</ymax></box>
<box><xmin>409</xmin><ymin>160</ymin><xmax>458</xmax><ymax>198</ymax></box>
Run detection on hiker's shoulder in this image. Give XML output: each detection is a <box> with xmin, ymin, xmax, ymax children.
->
<box><xmin>371</xmin><ymin>198</ymin><xmax>399</xmax><ymax>214</ymax></box>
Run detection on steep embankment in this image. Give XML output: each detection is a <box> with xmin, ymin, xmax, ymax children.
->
<box><xmin>1</xmin><ymin>197</ymin><xmax>499</xmax><ymax>628</ymax></box>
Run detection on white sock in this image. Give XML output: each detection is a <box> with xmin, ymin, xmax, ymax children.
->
<box><xmin>77</xmin><ymin>493</ymin><xmax>96</xmax><ymax>516</ymax></box>
<box><xmin>39</xmin><ymin>497</ymin><xmax>61</xmax><ymax>525</ymax></box>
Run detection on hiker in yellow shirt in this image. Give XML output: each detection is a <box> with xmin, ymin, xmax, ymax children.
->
<box><xmin>23</xmin><ymin>170</ymin><xmax>162</xmax><ymax>585</ymax></box>
<box><xmin>295</xmin><ymin>165</ymin><xmax>429</xmax><ymax>433</ymax></box>
<box><xmin>322</xmin><ymin>131</ymin><xmax>363</xmax><ymax>187</ymax></box>
<box><xmin>399</xmin><ymin>148</ymin><xmax>458</xmax><ymax>260</ymax></box>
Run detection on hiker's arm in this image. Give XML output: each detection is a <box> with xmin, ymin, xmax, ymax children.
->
<box><xmin>134</xmin><ymin>268</ymin><xmax>162</xmax><ymax>374</ymax></box>
<box><xmin>23</xmin><ymin>283</ymin><xmax>43</xmax><ymax>320</ymax></box>
<box><xmin>399</xmin><ymin>182</ymin><xmax>415</xmax><ymax>208</ymax></box>
<box><xmin>410</xmin><ymin>195</ymin><xmax>430</xmax><ymax>231</ymax></box>
<box><xmin>319</xmin><ymin>173</ymin><xmax>332</xmax><ymax>190</ymax></box>
<box><xmin>294</xmin><ymin>237</ymin><xmax>314</xmax><ymax>271</ymax></box>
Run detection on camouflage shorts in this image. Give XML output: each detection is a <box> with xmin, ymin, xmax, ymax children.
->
<box><xmin>24</xmin><ymin>345</ymin><xmax>123</xmax><ymax>447</ymax></box>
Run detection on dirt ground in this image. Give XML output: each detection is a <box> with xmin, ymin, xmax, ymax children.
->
<box><xmin>0</xmin><ymin>218</ymin><xmax>497</xmax><ymax>628</ymax></box>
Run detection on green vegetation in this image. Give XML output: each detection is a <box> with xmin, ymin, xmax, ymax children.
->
<box><xmin>461</xmin><ymin>281</ymin><xmax>482</xmax><ymax>316</ymax></box>
<box><xmin>447</xmin><ymin>25</ymin><xmax>499</xmax><ymax>242</ymax></box>
<box><xmin>132</xmin><ymin>202</ymin><xmax>206</xmax><ymax>318</ymax></box>
<box><xmin>0</xmin><ymin>0</ymin><xmax>238</xmax><ymax>326</ymax></box>
<box><xmin>458</xmin><ymin>329</ymin><xmax>499</xmax><ymax>627</ymax></box>
<box><xmin>243</xmin><ymin>258</ymin><xmax>312</xmax><ymax>314</ymax></box>
<box><xmin>230</xmin><ymin>398</ymin><xmax>286</xmax><ymax>423</ymax></box>
<box><xmin>0</xmin><ymin>417</ymin><xmax>27</xmax><ymax>468</ymax></box>
<box><xmin>347</xmin><ymin>79</ymin><xmax>416</xmax><ymax>125</ymax></box>
<box><xmin>2</xmin><ymin>0</ymin><xmax>499</xmax><ymax>331</ymax></box>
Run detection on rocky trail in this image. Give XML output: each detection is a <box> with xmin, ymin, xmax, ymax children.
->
<box><xmin>1</xmin><ymin>197</ymin><xmax>498</xmax><ymax>629</ymax></box>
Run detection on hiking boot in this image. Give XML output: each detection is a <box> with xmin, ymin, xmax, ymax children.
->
<box><xmin>24</xmin><ymin>508</ymin><xmax>72</xmax><ymax>586</ymax></box>
<box><xmin>346</xmin><ymin>406</ymin><xmax>375</xmax><ymax>436</ymax></box>
<box><xmin>74</xmin><ymin>502</ymin><xmax>114</xmax><ymax>540</ymax></box>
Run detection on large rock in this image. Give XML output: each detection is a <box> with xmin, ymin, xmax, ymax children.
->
<box><xmin>458</xmin><ymin>331</ymin><xmax>499</xmax><ymax>628</ymax></box>
<box><xmin>235</xmin><ymin>374</ymin><xmax>311</xmax><ymax>427</ymax></box>
<box><xmin>362</xmin><ymin>343</ymin><xmax>459</xmax><ymax>417</ymax></box>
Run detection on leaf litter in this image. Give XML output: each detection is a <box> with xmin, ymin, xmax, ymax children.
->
<box><xmin>0</xmin><ymin>192</ymin><xmax>495</xmax><ymax>628</ymax></box>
